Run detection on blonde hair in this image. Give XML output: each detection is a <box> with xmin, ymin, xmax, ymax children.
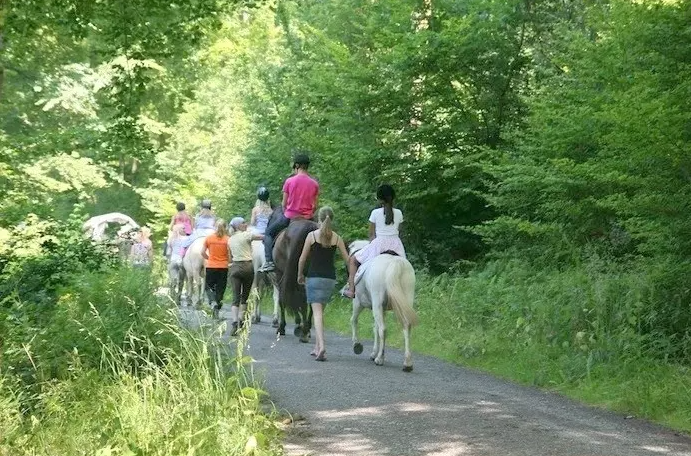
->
<box><xmin>254</xmin><ymin>199</ymin><xmax>272</xmax><ymax>214</ymax></box>
<box><xmin>170</xmin><ymin>223</ymin><xmax>185</xmax><ymax>241</ymax></box>
<box><xmin>318</xmin><ymin>207</ymin><xmax>334</xmax><ymax>246</ymax></box>
<box><xmin>214</xmin><ymin>219</ymin><xmax>228</xmax><ymax>238</ymax></box>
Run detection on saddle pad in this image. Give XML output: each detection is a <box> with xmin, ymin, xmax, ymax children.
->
<box><xmin>354</xmin><ymin>260</ymin><xmax>372</xmax><ymax>285</ymax></box>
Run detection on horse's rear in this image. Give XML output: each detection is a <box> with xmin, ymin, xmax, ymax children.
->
<box><xmin>352</xmin><ymin>253</ymin><xmax>417</xmax><ymax>372</ymax></box>
<box><xmin>273</xmin><ymin>219</ymin><xmax>318</xmax><ymax>339</ymax></box>
<box><xmin>182</xmin><ymin>237</ymin><xmax>206</xmax><ymax>307</ymax></box>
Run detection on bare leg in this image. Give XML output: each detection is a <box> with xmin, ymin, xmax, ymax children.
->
<box><xmin>311</xmin><ymin>303</ymin><xmax>325</xmax><ymax>360</ymax></box>
<box><xmin>347</xmin><ymin>255</ymin><xmax>360</xmax><ymax>295</ymax></box>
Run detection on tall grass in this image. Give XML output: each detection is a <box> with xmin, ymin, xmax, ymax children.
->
<box><xmin>321</xmin><ymin>256</ymin><xmax>691</xmax><ymax>433</ymax></box>
<box><xmin>0</xmin><ymin>267</ymin><xmax>282</xmax><ymax>455</ymax></box>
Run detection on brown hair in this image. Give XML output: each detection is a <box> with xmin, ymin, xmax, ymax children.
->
<box><xmin>318</xmin><ymin>206</ymin><xmax>334</xmax><ymax>246</ymax></box>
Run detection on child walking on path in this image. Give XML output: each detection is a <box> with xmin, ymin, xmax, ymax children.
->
<box><xmin>298</xmin><ymin>207</ymin><xmax>350</xmax><ymax>361</ymax></box>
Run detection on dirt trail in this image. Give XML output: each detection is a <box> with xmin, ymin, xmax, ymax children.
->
<box><xmin>179</xmin><ymin>306</ymin><xmax>691</xmax><ymax>456</ymax></box>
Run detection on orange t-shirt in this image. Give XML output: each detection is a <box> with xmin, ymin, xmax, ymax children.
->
<box><xmin>203</xmin><ymin>234</ymin><xmax>229</xmax><ymax>269</ymax></box>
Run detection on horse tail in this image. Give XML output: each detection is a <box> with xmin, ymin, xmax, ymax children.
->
<box><xmin>385</xmin><ymin>257</ymin><xmax>418</xmax><ymax>327</ymax></box>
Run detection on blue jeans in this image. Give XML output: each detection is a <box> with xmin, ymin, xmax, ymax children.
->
<box><xmin>264</xmin><ymin>211</ymin><xmax>290</xmax><ymax>262</ymax></box>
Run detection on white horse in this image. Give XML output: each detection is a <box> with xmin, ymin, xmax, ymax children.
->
<box><xmin>182</xmin><ymin>237</ymin><xmax>207</xmax><ymax>307</ymax></box>
<box><xmin>164</xmin><ymin>231</ymin><xmax>185</xmax><ymax>305</ymax></box>
<box><xmin>250</xmin><ymin>240</ymin><xmax>280</xmax><ymax>326</ymax></box>
<box><xmin>349</xmin><ymin>240</ymin><xmax>418</xmax><ymax>372</ymax></box>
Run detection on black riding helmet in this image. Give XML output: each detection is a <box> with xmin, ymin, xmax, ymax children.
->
<box><xmin>176</xmin><ymin>202</ymin><xmax>185</xmax><ymax>211</ymax></box>
<box><xmin>201</xmin><ymin>199</ymin><xmax>212</xmax><ymax>209</ymax></box>
<box><xmin>257</xmin><ymin>186</ymin><xmax>270</xmax><ymax>201</ymax></box>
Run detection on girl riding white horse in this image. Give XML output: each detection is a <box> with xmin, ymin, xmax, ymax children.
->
<box><xmin>249</xmin><ymin>187</ymin><xmax>280</xmax><ymax>325</ymax></box>
<box><xmin>348</xmin><ymin>239</ymin><xmax>418</xmax><ymax>371</ymax></box>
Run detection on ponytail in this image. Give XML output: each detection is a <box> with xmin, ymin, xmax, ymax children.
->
<box><xmin>376</xmin><ymin>184</ymin><xmax>396</xmax><ymax>225</ymax></box>
<box><xmin>383</xmin><ymin>201</ymin><xmax>394</xmax><ymax>225</ymax></box>
<box><xmin>318</xmin><ymin>206</ymin><xmax>335</xmax><ymax>245</ymax></box>
<box><xmin>215</xmin><ymin>219</ymin><xmax>228</xmax><ymax>238</ymax></box>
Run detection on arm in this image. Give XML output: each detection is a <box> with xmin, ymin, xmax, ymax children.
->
<box><xmin>169</xmin><ymin>215</ymin><xmax>176</xmax><ymax>231</ymax></box>
<box><xmin>202</xmin><ymin>240</ymin><xmax>209</xmax><ymax>260</ymax></box>
<box><xmin>282</xmin><ymin>191</ymin><xmax>288</xmax><ymax>210</ymax></box>
<box><xmin>297</xmin><ymin>235</ymin><xmax>314</xmax><ymax>285</ymax></box>
<box><xmin>337</xmin><ymin>236</ymin><xmax>350</xmax><ymax>264</ymax></box>
<box><xmin>251</xmin><ymin>234</ymin><xmax>265</xmax><ymax>241</ymax></box>
<box><xmin>250</xmin><ymin>207</ymin><xmax>258</xmax><ymax>226</ymax></box>
<box><xmin>368</xmin><ymin>222</ymin><xmax>376</xmax><ymax>242</ymax></box>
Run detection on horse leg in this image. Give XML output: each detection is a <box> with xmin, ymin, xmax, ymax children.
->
<box><xmin>351</xmin><ymin>301</ymin><xmax>364</xmax><ymax>355</ymax></box>
<box><xmin>298</xmin><ymin>305</ymin><xmax>312</xmax><ymax>343</ymax></box>
<box><xmin>372</xmin><ymin>302</ymin><xmax>386</xmax><ymax>366</ymax></box>
<box><xmin>272</xmin><ymin>284</ymin><xmax>280</xmax><ymax>327</ymax></box>
<box><xmin>277</xmin><ymin>303</ymin><xmax>286</xmax><ymax>336</ymax></box>
<box><xmin>402</xmin><ymin>323</ymin><xmax>413</xmax><ymax>372</ymax></box>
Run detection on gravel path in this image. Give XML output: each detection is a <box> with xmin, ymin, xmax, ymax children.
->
<box><xmin>178</xmin><ymin>305</ymin><xmax>691</xmax><ymax>456</ymax></box>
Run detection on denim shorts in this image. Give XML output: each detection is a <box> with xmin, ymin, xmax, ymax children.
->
<box><xmin>305</xmin><ymin>277</ymin><xmax>337</xmax><ymax>305</ymax></box>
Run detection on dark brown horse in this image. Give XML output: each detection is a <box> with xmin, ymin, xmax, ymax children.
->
<box><xmin>272</xmin><ymin>218</ymin><xmax>318</xmax><ymax>342</ymax></box>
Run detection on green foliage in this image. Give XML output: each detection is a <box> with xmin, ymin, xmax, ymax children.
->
<box><xmin>0</xmin><ymin>268</ymin><xmax>281</xmax><ymax>455</ymax></box>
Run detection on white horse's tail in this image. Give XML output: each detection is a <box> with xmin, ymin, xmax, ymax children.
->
<box><xmin>385</xmin><ymin>257</ymin><xmax>418</xmax><ymax>327</ymax></box>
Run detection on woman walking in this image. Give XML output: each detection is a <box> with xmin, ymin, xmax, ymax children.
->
<box><xmin>202</xmin><ymin>219</ymin><xmax>230</xmax><ymax>320</ymax></box>
<box><xmin>228</xmin><ymin>217</ymin><xmax>264</xmax><ymax>335</ymax></box>
<box><xmin>297</xmin><ymin>207</ymin><xmax>350</xmax><ymax>361</ymax></box>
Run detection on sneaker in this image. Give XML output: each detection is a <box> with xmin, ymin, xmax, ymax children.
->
<box><xmin>259</xmin><ymin>261</ymin><xmax>276</xmax><ymax>273</ymax></box>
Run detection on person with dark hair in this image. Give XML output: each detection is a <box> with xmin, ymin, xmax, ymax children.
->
<box><xmin>250</xmin><ymin>186</ymin><xmax>273</xmax><ymax>235</ymax></box>
<box><xmin>343</xmin><ymin>184</ymin><xmax>405</xmax><ymax>298</ymax></box>
<box><xmin>259</xmin><ymin>153</ymin><xmax>319</xmax><ymax>272</ymax></box>
<box><xmin>169</xmin><ymin>201</ymin><xmax>193</xmax><ymax>235</ymax></box>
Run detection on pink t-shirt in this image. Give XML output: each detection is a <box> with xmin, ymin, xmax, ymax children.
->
<box><xmin>283</xmin><ymin>173</ymin><xmax>319</xmax><ymax>219</ymax></box>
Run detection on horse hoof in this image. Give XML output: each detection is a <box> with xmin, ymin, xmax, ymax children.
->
<box><xmin>277</xmin><ymin>329</ymin><xmax>286</xmax><ymax>336</ymax></box>
<box><xmin>403</xmin><ymin>365</ymin><xmax>413</xmax><ymax>373</ymax></box>
<box><xmin>271</xmin><ymin>319</ymin><xmax>279</xmax><ymax>328</ymax></box>
<box><xmin>293</xmin><ymin>326</ymin><xmax>302</xmax><ymax>337</ymax></box>
<box><xmin>374</xmin><ymin>359</ymin><xmax>384</xmax><ymax>366</ymax></box>
<box><xmin>299</xmin><ymin>336</ymin><xmax>310</xmax><ymax>344</ymax></box>
<box><xmin>253</xmin><ymin>315</ymin><xmax>261</xmax><ymax>324</ymax></box>
<box><xmin>353</xmin><ymin>343</ymin><xmax>363</xmax><ymax>355</ymax></box>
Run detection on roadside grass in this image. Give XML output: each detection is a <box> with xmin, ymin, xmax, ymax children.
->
<box><xmin>0</xmin><ymin>267</ymin><xmax>282</xmax><ymax>456</ymax></box>
<box><xmin>285</xmin><ymin>259</ymin><xmax>691</xmax><ymax>435</ymax></box>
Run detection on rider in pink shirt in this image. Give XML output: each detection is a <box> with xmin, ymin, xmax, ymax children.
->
<box><xmin>260</xmin><ymin>153</ymin><xmax>319</xmax><ymax>272</ymax></box>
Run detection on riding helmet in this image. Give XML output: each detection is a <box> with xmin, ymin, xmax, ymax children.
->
<box><xmin>201</xmin><ymin>199</ymin><xmax>212</xmax><ymax>209</ymax></box>
<box><xmin>257</xmin><ymin>186</ymin><xmax>270</xmax><ymax>201</ymax></box>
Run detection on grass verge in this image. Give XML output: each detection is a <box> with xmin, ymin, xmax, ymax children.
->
<box><xmin>0</xmin><ymin>267</ymin><xmax>283</xmax><ymax>455</ymax></box>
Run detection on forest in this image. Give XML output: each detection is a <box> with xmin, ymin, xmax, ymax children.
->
<box><xmin>1</xmin><ymin>0</ymin><xmax>690</xmax><ymax>453</ymax></box>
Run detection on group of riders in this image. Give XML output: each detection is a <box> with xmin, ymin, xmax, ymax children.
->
<box><xmin>165</xmin><ymin>153</ymin><xmax>406</xmax><ymax>360</ymax></box>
